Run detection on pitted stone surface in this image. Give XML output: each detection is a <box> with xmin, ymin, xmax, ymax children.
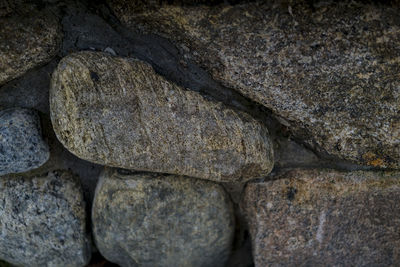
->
<box><xmin>0</xmin><ymin>7</ymin><xmax>61</xmax><ymax>85</ymax></box>
<box><xmin>243</xmin><ymin>169</ymin><xmax>400</xmax><ymax>266</ymax></box>
<box><xmin>109</xmin><ymin>0</ymin><xmax>400</xmax><ymax>168</ymax></box>
<box><xmin>92</xmin><ymin>168</ymin><xmax>234</xmax><ymax>267</ymax></box>
<box><xmin>0</xmin><ymin>108</ymin><xmax>49</xmax><ymax>175</ymax></box>
<box><xmin>0</xmin><ymin>170</ymin><xmax>91</xmax><ymax>267</ymax></box>
<box><xmin>50</xmin><ymin>51</ymin><xmax>274</xmax><ymax>182</ymax></box>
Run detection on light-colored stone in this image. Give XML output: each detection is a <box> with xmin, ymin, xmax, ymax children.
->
<box><xmin>50</xmin><ymin>51</ymin><xmax>274</xmax><ymax>182</ymax></box>
<box><xmin>0</xmin><ymin>7</ymin><xmax>62</xmax><ymax>85</ymax></box>
<box><xmin>243</xmin><ymin>169</ymin><xmax>400</xmax><ymax>266</ymax></box>
<box><xmin>109</xmin><ymin>0</ymin><xmax>400</xmax><ymax>168</ymax></box>
<box><xmin>92</xmin><ymin>168</ymin><xmax>235</xmax><ymax>267</ymax></box>
<box><xmin>0</xmin><ymin>108</ymin><xmax>49</xmax><ymax>175</ymax></box>
<box><xmin>0</xmin><ymin>170</ymin><xmax>91</xmax><ymax>266</ymax></box>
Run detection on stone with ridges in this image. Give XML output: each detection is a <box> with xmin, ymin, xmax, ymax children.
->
<box><xmin>50</xmin><ymin>51</ymin><xmax>274</xmax><ymax>182</ymax></box>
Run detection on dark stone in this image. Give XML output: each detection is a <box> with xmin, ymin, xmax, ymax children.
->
<box><xmin>0</xmin><ymin>6</ymin><xmax>61</xmax><ymax>85</ymax></box>
<box><xmin>0</xmin><ymin>60</ymin><xmax>58</xmax><ymax>114</ymax></box>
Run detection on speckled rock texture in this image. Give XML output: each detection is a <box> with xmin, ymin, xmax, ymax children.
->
<box><xmin>0</xmin><ymin>170</ymin><xmax>91</xmax><ymax>266</ymax></box>
<box><xmin>0</xmin><ymin>108</ymin><xmax>49</xmax><ymax>175</ymax></box>
<box><xmin>109</xmin><ymin>0</ymin><xmax>400</xmax><ymax>168</ymax></box>
<box><xmin>50</xmin><ymin>51</ymin><xmax>274</xmax><ymax>182</ymax></box>
<box><xmin>0</xmin><ymin>6</ymin><xmax>62</xmax><ymax>85</ymax></box>
<box><xmin>92</xmin><ymin>168</ymin><xmax>235</xmax><ymax>267</ymax></box>
<box><xmin>243</xmin><ymin>169</ymin><xmax>400</xmax><ymax>266</ymax></box>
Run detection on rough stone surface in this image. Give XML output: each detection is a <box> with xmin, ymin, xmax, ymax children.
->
<box><xmin>92</xmin><ymin>168</ymin><xmax>234</xmax><ymax>267</ymax></box>
<box><xmin>0</xmin><ymin>7</ymin><xmax>62</xmax><ymax>85</ymax></box>
<box><xmin>109</xmin><ymin>0</ymin><xmax>400</xmax><ymax>168</ymax></box>
<box><xmin>0</xmin><ymin>170</ymin><xmax>91</xmax><ymax>266</ymax></box>
<box><xmin>50</xmin><ymin>51</ymin><xmax>274</xmax><ymax>182</ymax></box>
<box><xmin>243</xmin><ymin>169</ymin><xmax>400</xmax><ymax>266</ymax></box>
<box><xmin>0</xmin><ymin>108</ymin><xmax>49</xmax><ymax>175</ymax></box>
<box><xmin>0</xmin><ymin>0</ymin><xmax>25</xmax><ymax>17</ymax></box>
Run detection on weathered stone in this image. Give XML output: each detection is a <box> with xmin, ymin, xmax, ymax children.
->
<box><xmin>0</xmin><ymin>170</ymin><xmax>91</xmax><ymax>266</ymax></box>
<box><xmin>109</xmin><ymin>1</ymin><xmax>400</xmax><ymax>168</ymax></box>
<box><xmin>92</xmin><ymin>168</ymin><xmax>234</xmax><ymax>267</ymax></box>
<box><xmin>0</xmin><ymin>108</ymin><xmax>49</xmax><ymax>175</ymax></box>
<box><xmin>50</xmin><ymin>51</ymin><xmax>274</xmax><ymax>182</ymax></box>
<box><xmin>243</xmin><ymin>169</ymin><xmax>400</xmax><ymax>266</ymax></box>
<box><xmin>0</xmin><ymin>7</ymin><xmax>62</xmax><ymax>85</ymax></box>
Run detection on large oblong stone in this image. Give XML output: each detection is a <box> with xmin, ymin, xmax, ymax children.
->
<box><xmin>0</xmin><ymin>8</ymin><xmax>62</xmax><ymax>85</ymax></box>
<box><xmin>0</xmin><ymin>170</ymin><xmax>91</xmax><ymax>266</ymax></box>
<box><xmin>50</xmin><ymin>51</ymin><xmax>274</xmax><ymax>182</ymax></box>
<box><xmin>0</xmin><ymin>108</ymin><xmax>50</xmax><ymax>175</ymax></box>
<box><xmin>108</xmin><ymin>1</ymin><xmax>400</xmax><ymax>168</ymax></box>
<box><xmin>92</xmin><ymin>168</ymin><xmax>235</xmax><ymax>267</ymax></box>
<box><xmin>243</xmin><ymin>169</ymin><xmax>400</xmax><ymax>266</ymax></box>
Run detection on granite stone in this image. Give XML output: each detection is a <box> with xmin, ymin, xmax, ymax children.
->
<box><xmin>0</xmin><ymin>108</ymin><xmax>49</xmax><ymax>175</ymax></box>
<box><xmin>109</xmin><ymin>0</ymin><xmax>400</xmax><ymax>168</ymax></box>
<box><xmin>243</xmin><ymin>169</ymin><xmax>400</xmax><ymax>266</ymax></box>
<box><xmin>0</xmin><ymin>170</ymin><xmax>91</xmax><ymax>266</ymax></box>
<box><xmin>92</xmin><ymin>168</ymin><xmax>234</xmax><ymax>267</ymax></box>
<box><xmin>0</xmin><ymin>7</ymin><xmax>62</xmax><ymax>85</ymax></box>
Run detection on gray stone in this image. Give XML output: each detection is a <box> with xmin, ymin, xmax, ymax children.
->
<box><xmin>92</xmin><ymin>168</ymin><xmax>235</xmax><ymax>267</ymax></box>
<box><xmin>0</xmin><ymin>170</ymin><xmax>91</xmax><ymax>266</ymax></box>
<box><xmin>242</xmin><ymin>169</ymin><xmax>400</xmax><ymax>266</ymax></box>
<box><xmin>0</xmin><ymin>7</ymin><xmax>62</xmax><ymax>85</ymax></box>
<box><xmin>0</xmin><ymin>108</ymin><xmax>49</xmax><ymax>175</ymax></box>
<box><xmin>109</xmin><ymin>1</ymin><xmax>400</xmax><ymax>168</ymax></box>
<box><xmin>50</xmin><ymin>51</ymin><xmax>274</xmax><ymax>182</ymax></box>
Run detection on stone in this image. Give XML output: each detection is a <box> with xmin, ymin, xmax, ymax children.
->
<box><xmin>0</xmin><ymin>0</ymin><xmax>23</xmax><ymax>17</ymax></box>
<box><xmin>109</xmin><ymin>0</ymin><xmax>400</xmax><ymax>168</ymax></box>
<box><xmin>50</xmin><ymin>51</ymin><xmax>274</xmax><ymax>182</ymax></box>
<box><xmin>92</xmin><ymin>168</ymin><xmax>235</xmax><ymax>267</ymax></box>
<box><xmin>242</xmin><ymin>169</ymin><xmax>400</xmax><ymax>266</ymax></box>
<box><xmin>0</xmin><ymin>170</ymin><xmax>91</xmax><ymax>266</ymax></box>
<box><xmin>0</xmin><ymin>7</ymin><xmax>62</xmax><ymax>85</ymax></box>
<box><xmin>0</xmin><ymin>108</ymin><xmax>50</xmax><ymax>175</ymax></box>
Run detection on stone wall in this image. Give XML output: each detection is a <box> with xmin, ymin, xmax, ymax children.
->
<box><xmin>0</xmin><ymin>0</ymin><xmax>399</xmax><ymax>266</ymax></box>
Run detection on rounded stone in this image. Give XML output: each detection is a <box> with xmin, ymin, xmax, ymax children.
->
<box><xmin>0</xmin><ymin>170</ymin><xmax>91</xmax><ymax>266</ymax></box>
<box><xmin>92</xmin><ymin>168</ymin><xmax>235</xmax><ymax>267</ymax></box>
<box><xmin>0</xmin><ymin>108</ymin><xmax>50</xmax><ymax>175</ymax></box>
<box><xmin>50</xmin><ymin>51</ymin><xmax>274</xmax><ymax>182</ymax></box>
<box><xmin>0</xmin><ymin>7</ymin><xmax>62</xmax><ymax>85</ymax></box>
